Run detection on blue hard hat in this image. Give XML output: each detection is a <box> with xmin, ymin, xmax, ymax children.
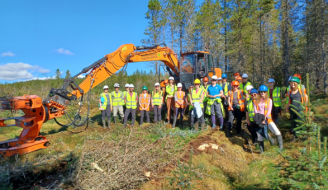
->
<box><xmin>288</xmin><ymin>76</ymin><xmax>292</xmax><ymax>81</ymax></box>
<box><xmin>242</xmin><ymin>73</ymin><xmax>248</xmax><ymax>78</ymax></box>
<box><xmin>250</xmin><ymin>88</ymin><xmax>258</xmax><ymax>94</ymax></box>
<box><xmin>259</xmin><ymin>85</ymin><xmax>268</xmax><ymax>92</ymax></box>
<box><xmin>268</xmin><ymin>78</ymin><xmax>275</xmax><ymax>83</ymax></box>
<box><xmin>222</xmin><ymin>73</ymin><xmax>228</xmax><ymax>78</ymax></box>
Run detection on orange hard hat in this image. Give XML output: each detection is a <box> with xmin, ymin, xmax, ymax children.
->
<box><xmin>234</xmin><ymin>72</ymin><xmax>240</xmax><ymax>76</ymax></box>
<box><xmin>164</xmin><ymin>79</ymin><xmax>169</xmax><ymax>84</ymax></box>
<box><xmin>231</xmin><ymin>81</ymin><xmax>240</xmax><ymax>86</ymax></box>
<box><xmin>237</xmin><ymin>76</ymin><xmax>242</xmax><ymax>81</ymax></box>
<box><xmin>293</xmin><ymin>73</ymin><xmax>302</xmax><ymax>80</ymax></box>
<box><xmin>203</xmin><ymin>77</ymin><xmax>209</xmax><ymax>82</ymax></box>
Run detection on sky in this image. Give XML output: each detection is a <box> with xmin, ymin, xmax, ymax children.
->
<box><xmin>0</xmin><ymin>0</ymin><xmax>152</xmax><ymax>83</ymax></box>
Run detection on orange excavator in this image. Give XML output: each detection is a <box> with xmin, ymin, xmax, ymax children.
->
<box><xmin>0</xmin><ymin>44</ymin><xmax>221</xmax><ymax>156</ymax></box>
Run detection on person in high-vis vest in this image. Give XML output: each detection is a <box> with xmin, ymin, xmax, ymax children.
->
<box><xmin>236</xmin><ymin>76</ymin><xmax>242</xmax><ymax>85</ymax></box>
<box><xmin>111</xmin><ymin>83</ymin><xmax>124</xmax><ymax>124</ymax></box>
<box><xmin>161</xmin><ymin>80</ymin><xmax>169</xmax><ymax>121</ymax></box>
<box><xmin>206</xmin><ymin>75</ymin><xmax>225</xmax><ymax>130</ymax></box>
<box><xmin>172</xmin><ymin>83</ymin><xmax>186</xmax><ymax>128</ymax></box>
<box><xmin>123</xmin><ymin>84</ymin><xmax>138</xmax><ymax>127</ymax></box>
<box><xmin>255</xmin><ymin>85</ymin><xmax>283</xmax><ymax>152</ymax></box>
<box><xmin>189</xmin><ymin>79</ymin><xmax>205</xmax><ymax>131</ymax></box>
<box><xmin>165</xmin><ymin>76</ymin><xmax>177</xmax><ymax>124</ymax></box>
<box><xmin>267</xmin><ymin>78</ymin><xmax>282</xmax><ymax>125</ymax></box>
<box><xmin>245</xmin><ymin>85</ymin><xmax>254</xmax><ymax>105</ymax></box>
<box><xmin>246</xmin><ymin>88</ymin><xmax>258</xmax><ymax>145</ymax></box>
<box><xmin>286</xmin><ymin>74</ymin><xmax>307</xmax><ymax>105</ymax></box>
<box><xmin>123</xmin><ymin>84</ymin><xmax>129</xmax><ymax>112</ymax></box>
<box><xmin>185</xmin><ymin>85</ymin><xmax>194</xmax><ymax>116</ymax></box>
<box><xmin>201</xmin><ymin>77</ymin><xmax>209</xmax><ymax>114</ymax></box>
<box><xmin>240</xmin><ymin>74</ymin><xmax>252</xmax><ymax>97</ymax></box>
<box><xmin>286</xmin><ymin>77</ymin><xmax>308</xmax><ymax>141</ymax></box>
<box><xmin>227</xmin><ymin>81</ymin><xmax>245</xmax><ymax>137</ymax></box>
<box><xmin>99</xmin><ymin>85</ymin><xmax>113</xmax><ymax>129</ymax></box>
<box><xmin>152</xmin><ymin>82</ymin><xmax>163</xmax><ymax>124</ymax></box>
<box><xmin>221</xmin><ymin>73</ymin><xmax>231</xmax><ymax>123</ymax></box>
<box><xmin>217</xmin><ymin>77</ymin><xmax>223</xmax><ymax>86</ymax></box>
<box><xmin>139</xmin><ymin>86</ymin><xmax>151</xmax><ymax>126</ymax></box>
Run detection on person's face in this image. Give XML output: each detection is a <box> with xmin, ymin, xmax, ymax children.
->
<box><xmin>291</xmin><ymin>82</ymin><xmax>298</xmax><ymax>88</ymax></box>
<box><xmin>143</xmin><ymin>90</ymin><xmax>147</xmax><ymax>94</ymax></box>
<box><xmin>218</xmin><ymin>80</ymin><xmax>222</xmax><ymax>84</ymax></box>
<box><xmin>125</xmin><ymin>87</ymin><xmax>129</xmax><ymax>91</ymax></box>
<box><xmin>232</xmin><ymin>85</ymin><xmax>238</xmax><ymax>91</ymax></box>
<box><xmin>104</xmin><ymin>88</ymin><xmax>108</xmax><ymax>93</ymax></box>
<box><xmin>204</xmin><ymin>81</ymin><xmax>208</xmax><ymax>86</ymax></box>
<box><xmin>242</xmin><ymin>78</ymin><xmax>247</xmax><ymax>83</ymax></box>
<box><xmin>155</xmin><ymin>85</ymin><xmax>160</xmax><ymax>90</ymax></box>
<box><xmin>234</xmin><ymin>76</ymin><xmax>238</xmax><ymax>80</ymax></box>
<box><xmin>260</xmin><ymin>91</ymin><xmax>266</xmax><ymax>98</ymax></box>
<box><xmin>115</xmin><ymin>87</ymin><xmax>119</xmax><ymax>92</ymax></box>
<box><xmin>268</xmin><ymin>82</ymin><xmax>274</xmax><ymax>88</ymax></box>
<box><xmin>169</xmin><ymin>79</ymin><xmax>174</xmax><ymax>84</ymax></box>
<box><xmin>211</xmin><ymin>79</ymin><xmax>217</xmax><ymax>85</ymax></box>
<box><xmin>129</xmin><ymin>87</ymin><xmax>134</xmax><ymax>92</ymax></box>
<box><xmin>178</xmin><ymin>87</ymin><xmax>182</xmax><ymax>91</ymax></box>
<box><xmin>238</xmin><ymin>80</ymin><xmax>242</xmax><ymax>83</ymax></box>
<box><xmin>251</xmin><ymin>93</ymin><xmax>257</xmax><ymax>100</ymax></box>
<box><xmin>195</xmin><ymin>83</ymin><xmax>200</xmax><ymax>89</ymax></box>
<box><xmin>223</xmin><ymin>78</ymin><xmax>227</xmax><ymax>83</ymax></box>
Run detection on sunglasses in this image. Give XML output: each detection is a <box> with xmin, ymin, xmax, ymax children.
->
<box><xmin>260</xmin><ymin>91</ymin><xmax>266</xmax><ymax>93</ymax></box>
<box><xmin>104</xmin><ymin>89</ymin><xmax>108</xmax><ymax>90</ymax></box>
<box><xmin>251</xmin><ymin>94</ymin><xmax>257</xmax><ymax>96</ymax></box>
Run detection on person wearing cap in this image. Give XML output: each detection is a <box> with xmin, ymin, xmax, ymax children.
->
<box><xmin>245</xmin><ymin>85</ymin><xmax>254</xmax><ymax>104</ymax></box>
<box><xmin>139</xmin><ymin>86</ymin><xmax>151</xmax><ymax>126</ymax></box>
<box><xmin>186</xmin><ymin>85</ymin><xmax>194</xmax><ymax>116</ymax></box>
<box><xmin>99</xmin><ymin>85</ymin><xmax>113</xmax><ymax>129</ymax></box>
<box><xmin>227</xmin><ymin>81</ymin><xmax>245</xmax><ymax>137</ymax></box>
<box><xmin>123</xmin><ymin>84</ymin><xmax>138</xmax><ymax>127</ymax></box>
<box><xmin>233</xmin><ymin>72</ymin><xmax>240</xmax><ymax>80</ymax></box>
<box><xmin>267</xmin><ymin>78</ymin><xmax>282</xmax><ymax>125</ymax></box>
<box><xmin>123</xmin><ymin>83</ymin><xmax>130</xmax><ymax>118</ymax></box>
<box><xmin>221</xmin><ymin>74</ymin><xmax>231</xmax><ymax>123</ymax></box>
<box><xmin>111</xmin><ymin>83</ymin><xmax>124</xmax><ymax>124</ymax></box>
<box><xmin>206</xmin><ymin>75</ymin><xmax>225</xmax><ymax>130</ymax></box>
<box><xmin>286</xmin><ymin>74</ymin><xmax>307</xmax><ymax>104</ymax></box>
<box><xmin>217</xmin><ymin>77</ymin><xmax>223</xmax><ymax>86</ymax></box>
<box><xmin>201</xmin><ymin>77</ymin><xmax>209</xmax><ymax>113</ymax></box>
<box><xmin>286</xmin><ymin>77</ymin><xmax>308</xmax><ymax>141</ymax></box>
<box><xmin>236</xmin><ymin>76</ymin><xmax>242</xmax><ymax>85</ymax></box>
<box><xmin>240</xmin><ymin>74</ymin><xmax>252</xmax><ymax>97</ymax></box>
<box><xmin>161</xmin><ymin>80</ymin><xmax>169</xmax><ymax>120</ymax></box>
<box><xmin>165</xmin><ymin>76</ymin><xmax>177</xmax><ymax>124</ymax></box>
<box><xmin>172</xmin><ymin>83</ymin><xmax>186</xmax><ymax>128</ymax></box>
<box><xmin>189</xmin><ymin>79</ymin><xmax>205</xmax><ymax>131</ymax></box>
<box><xmin>245</xmin><ymin>88</ymin><xmax>258</xmax><ymax>145</ymax></box>
<box><xmin>152</xmin><ymin>82</ymin><xmax>163</xmax><ymax>124</ymax></box>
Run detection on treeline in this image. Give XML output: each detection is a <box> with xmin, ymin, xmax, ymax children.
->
<box><xmin>143</xmin><ymin>0</ymin><xmax>328</xmax><ymax>91</ymax></box>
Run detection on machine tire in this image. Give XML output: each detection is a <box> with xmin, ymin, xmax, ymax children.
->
<box><xmin>44</xmin><ymin>142</ymin><xmax>50</xmax><ymax>147</ymax></box>
<box><xmin>35</xmin><ymin>137</ymin><xmax>43</xmax><ymax>141</ymax></box>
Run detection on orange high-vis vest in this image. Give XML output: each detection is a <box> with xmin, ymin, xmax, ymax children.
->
<box><xmin>288</xmin><ymin>87</ymin><xmax>306</xmax><ymax>104</ymax></box>
<box><xmin>139</xmin><ymin>93</ymin><xmax>151</xmax><ymax>111</ymax></box>
<box><xmin>228</xmin><ymin>90</ymin><xmax>245</xmax><ymax>112</ymax></box>
<box><xmin>175</xmin><ymin>91</ymin><xmax>186</xmax><ymax>108</ymax></box>
<box><xmin>256</xmin><ymin>98</ymin><xmax>273</xmax><ymax>124</ymax></box>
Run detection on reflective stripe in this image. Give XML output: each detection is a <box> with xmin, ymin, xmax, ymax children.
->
<box><xmin>112</xmin><ymin>91</ymin><xmax>124</xmax><ymax>106</ymax></box>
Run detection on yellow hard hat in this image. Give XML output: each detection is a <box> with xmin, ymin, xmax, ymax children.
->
<box><xmin>194</xmin><ymin>79</ymin><xmax>201</xmax><ymax>84</ymax></box>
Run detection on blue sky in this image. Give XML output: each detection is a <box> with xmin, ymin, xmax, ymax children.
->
<box><xmin>0</xmin><ymin>0</ymin><xmax>152</xmax><ymax>82</ymax></box>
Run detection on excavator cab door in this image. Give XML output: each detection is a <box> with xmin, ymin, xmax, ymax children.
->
<box><xmin>205</xmin><ymin>54</ymin><xmax>221</xmax><ymax>78</ymax></box>
<box><xmin>180</xmin><ymin>53</ymin><xmax>196</xmax><ymax>89</ymax></box>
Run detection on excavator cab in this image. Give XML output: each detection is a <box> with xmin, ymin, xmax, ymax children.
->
<box><xmin>179</xmin><ymin>51</ymin><xmax>221</xmax><ymax>89</ymax></box>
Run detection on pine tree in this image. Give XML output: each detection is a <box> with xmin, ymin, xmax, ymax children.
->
<box><xmin>55</xmin><ymin>69</ymin><xmax>61</xmax><ymax>79</ymax></box>
<box><xmin>65</xmin><ymin>70</ymin><xmax>71</xmax><ymax>79</ymax></box>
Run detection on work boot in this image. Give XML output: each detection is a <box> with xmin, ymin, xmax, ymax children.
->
<box><xmin>226</xmin><ymin>130</ymin><xmax>231</xmax><ymax>137</ymax></box>
<box><xmin>276</xmin><ymin>135</ymin><xmax>283</xmax><ymax>150</ymax></box>
<box><xmin>179</xmin><ymin>117</ymin><xmax>183</xmax><ymax>128</ymax></box>
<box><xmin>194</xmin><ymin>123</ymin><xmax>199</xmax><ymax>131</ymax></box>
<box><xmin>219</xmin><ymin>124</ymin><xmax>224</xmax><ymax>130</ymax></box>
<box><xmin>201</xmin><ymin>123</ymin><xmax>206</xmax><ymax>130</ymax></box>
<box><xmin>114</xmin><ymin>116</ymin><xmax>117</xmax><ymax>125</ymax></box>
<box><xmin>212</xmin><ymin>124</ymin><xmax>216</xmax><ymax>129</ymax></box>
<box><xmin>172</xmin><ymin>116</ymin><xmax>177</xmax><ymax>128</ymax></box>
<box><xmin>102</xmin><ymin>120</ymin><xmax>106</xmax><ymax>129</ymax></box>
<box><xmin>259</xmin><ymin>141</ymin><xmax>264</xmax><ymax>154</ymax></box>
<box><xmin>268</xmin><ymin>134</ymin><xmax>276</xmax><ymax>145</ymax></box>
<box><xmin>107</xmin><ymin>120</ymin><xmax>111</xmax><ymax>129</ymax></box>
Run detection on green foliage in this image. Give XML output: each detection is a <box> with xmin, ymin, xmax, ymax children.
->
<box><xmin>65</xmin><ymin>70</ymin><xmax>71</xmax><ymax>79</ymax></box>
<box><xmin>55</xmin><ymin>68</ymin><xmax>61</xmax><ymax>79</ymax></box>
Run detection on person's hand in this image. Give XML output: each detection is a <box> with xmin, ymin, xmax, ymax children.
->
<box><xmin>159</xmin><ymin>105</ymin><xmax>162</xmax><ymax>109</ymax></box>
<box><xmin>247</xmin><ymin>120</ymin><xmax>251</xmax><ymax>126</ymax></box>
<box><xmin>222</xmin><ymin>96</ymin><xmax>226</xmax><ymax>99</ymax></box>
<box><xmin>111</xmin><ymin>107</ymin><xmax>113</xmax><ymax>111</ymax></box>
<box><xmin>99</xmin><ymin>107</ymin><xmax>103</xmax><ymax>111</ymax></box>
<box><xmin>230</xmin><ymin>107</ymin><xmax>234</xmax><ymax>111</ymax></box>
<box><xmin>262</xmin><ymin>120</ymin><xmax>266</xmax><ymax>124</ymax></box>
<box><xmin>152</xmin><ymin>105</ymin><xmax>154</xmax><ymax>108</ymax></box>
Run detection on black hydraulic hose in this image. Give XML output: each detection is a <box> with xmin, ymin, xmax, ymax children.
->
<box><xmin>54</xmin><ymin>95</ymin><xmax>84</xmax><ymax>127</ymax></box>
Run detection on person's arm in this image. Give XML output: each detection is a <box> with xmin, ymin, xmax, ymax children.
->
<box><xmin>219</xmin><ymin>90</ymin><xmax>224</xmax><ymax>98</ymax></box>
<box><xmin>110</xmin><ymin>95</ymin><xmax>113</xmax><ymax>110</ymax></box>
<box><xmin>246</xmin><ymin>111</ymin><xmax>251</xmax><ymax>125</ymax></box>
<box><xmin>266</xmin><ymin>99</ymin><xmax>272</xmax><ymax>118</ymax></box>
<box><xmin>99</xmin><ymin>97</ymin><xmax>103</xmax><ymax>110</ymax></box>
<box><xmin>228</xmin><ymin>93</ymin><xmax>233</xmax><ymax>110</ymax></box>
<box><xmin>190</xmin><ymin>94</ymin><xmax>193</xmax><ymax>106</ymax></box>
<box><xmin>199</xmin><ymin>91</ymin><xmax>204</xmax><ymax>103</ymax></box>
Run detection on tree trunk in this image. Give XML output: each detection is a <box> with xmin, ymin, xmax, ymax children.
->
<box><xmin>284</xmin><ymin>0</ymin><xmax>290</xmax><ymax>86</ymax></box>
<box><xmin>321</xmin><ymin>0</ymin><xmax>327</xmax><ymax>93</ymax></box>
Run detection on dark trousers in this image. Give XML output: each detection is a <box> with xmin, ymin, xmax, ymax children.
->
<box><xmin>271</xmin><ymin>106</ymin><xmax>281</xmax><ymax>125</ymax></box>
<box><xmin>101</xmin><ymin>107</ymin><xmax>111</xmax><ymax>120</ymax></box>
<box><xmin>140</xmin><ymin>110</ymin><xmax>150</xmax><ymax>125</ymax></box>
<box><xmin>153</xmin><ymin>105</ymin><xmax>162</xmax><ymax>122</ymax></box>
<box><xmin>161</xmin><ymin>103</ymin><xmax>167</xmax><ymax>121</ymax></box>
<box><xmin>247</xmin><ymin>122</ymin><xmax>258</xmax><ymax>143</ymax></box>
<box><xmin>228</xmin><ymin>109</ymin><xmax>242</xmax><ymax>133</ymax></box>
<box><xmin>123</xmin><ymin>108</ymin><xmax>136</xmax><ymax>125</ymax></box>
<box><xmin>191</xmin><ymin>108</ymin><xmax>205</xmax><ymax>125</ymax></box>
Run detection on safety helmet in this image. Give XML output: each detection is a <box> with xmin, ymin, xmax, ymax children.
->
<box><xmin>242</xmin><ymin>73</ymin><xmax>248</xmax><ymax>78</ymax></box>
<box><xmin>222</xmin><ymin>73</ymin><xmax>228</xmax><ymax>79</ymax></box>
<box><xmin>125</xmin><ymin>83</ymin><xmax>130</xmax><ymax>88</ymax></box>
<box><xmin>194</xmin><ymin>79</ymin><xmax>201</xmax><ymax>84</ymax></box>
<box><xmin>169</xmin><ymin>76</ymin><xmax>174</xmax><ymax>81</ymax></box>
<box><xmin>164</xmin><ymin>79</ymin><xmax>169</xmax><ymax>84</ymax></box>
<box><xmin>259</xmin><ymin>85</ymin><xmax>268</xmax><ymax>92</ymax></box>
<box><xmin>231</xmin><ymin>81</ymin><xmax>239</xmax><ymax>86</ymax></box>
<box><xmin>218</xmin><ymin>77</ymin><xmax>222</xmax><ymax>80</ymax></box>
<box><xmin>288</xmin><ymin>76</ymin><xmax>292</xmax><ymax>81</ymax></box>
<box><xmin>250</xmin><ymin>88</ymin><xmax>258</xmax><ymax>94</ymax></box>
<box><xmin>290</xmin><ymin>77</ymin><xmax>300</xmax><ymax>84</ymax></box>
<box><xmin>103</xmin><ymin>85</ymin><xmax>109</xmax><ymax>89</ymax></box>
<box><xmin>129</xmin><ymin>84</ymin><xmax>134</xmax><ymax>88</ymax></box>
<box><xmin>233</xmin><ymin>72</ymin><xmax>240</xmax><ymax>76</ymax></box>
<box><xmin>203</xmin><ymin>77</ymin><xmax>209</xmax><ymax>82</ymax></box>
<box><xmin>154</xmin><ymin>82</ymin><xmax>160</xmax><ymax>86</ymax></box>
<box><xmin>268</xmin><ymin>78</ymin><xmax>275</xmax><ymax>83</ymax></box>
<box><xmin>237</xmin><ymin>76</ymin><xmax>242</xmax><ymax>81</ymax></box>
<box><xmin>246</xmin><ymin>85</ymin><xmax>254</xmax><ymax>91</ymax></box>
<box><xmin>211</xmin><ymin>75</ymin><xmax>218</xmax><ymax>80</ymax></box>
<box><xmin>114</xmin><ymin>83</ymin><xmax>120</xmax><ymax>88</ymax></box>
<box><xmin>142</xmin><ymin>86</ymin><xmax>148</xmax><ymax>90</ymax></box>
<box><xmin>293</xmin><ymin>73</ymin><xmax>302</xmax><ymax>80</ymax></box>
<box><xmin>177</xmin><ymin>83</ymin><xmax>182</xmax><ymax>88</ymax></box>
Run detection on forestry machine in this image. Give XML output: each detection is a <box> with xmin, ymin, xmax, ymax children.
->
<box><xmin>0</xmin><ymin>44</ymin><xmax>221</xmax><ymax>156</ymax></box>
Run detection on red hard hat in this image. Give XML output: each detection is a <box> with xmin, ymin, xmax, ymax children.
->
<box><xmin>293</xmin><ymin>73</ymin><xmax>302</xmax><ymax>80</ymax></box>
<box><xmin>231</xmin><ymin>81</ymin><xmax>240</xmax><ymax>86</ymax></box>
<box><xmin>203</xmin><ymin>77</ymin><xmax>209</xmax><ymax>82</ymax></box>
<box><xmin>237</xmin><ymin>76</ymin><xmax>242</xmax><ymax>81</ymax></box>
<box><xmin>234</xmin><ymin>72</ymin><xmax>240</xmax><ymax>76</ymax></box>
<box><xmin>164</xmin><ymin>79</ymin><xmax>169</xmax><ymax>84</ymax></box>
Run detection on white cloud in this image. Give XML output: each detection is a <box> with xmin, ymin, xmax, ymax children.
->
<box><xmin>1</xmin><ymin>51</ymin><xmax>15</xmax><ymax>57</ymax></box>
<box><xmin>56</xmin><ymin>48</ymin><xmax>74</xmax><ymax>55</ymax></box>
<box><xmin>77</xmin><ymin>75</ymin><xmax>86</xmax><ymax>78</ymax></box>
<box><xmin>0</xmin><ymin>62</ymin><xmax>50</xmax><ymax>81</ymax></box>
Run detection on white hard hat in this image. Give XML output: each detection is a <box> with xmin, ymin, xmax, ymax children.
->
<box><xmin>125</xmin><ymin>83</ymin><xmax>130</xmax><ymax>87</ymax></box>
<box><xmin>246</xmin><ymin>85</ymin><xmax>254</xmax><ymax>91</ymax></box>
<box><xmin>211</xmin><ymin>75</ymin><xmax>218</xmax><ymax>80</ymax></box>
<box><xmin>242</xmin><ymin>73</ymin><xmax>248</xmax><ymax>78</ymax></box>
<box><xmin>218</xmin><ymin>77</ymin><xmax>222</xmax><ymax>80</ymax></box>
<box><xmin>169</xmin><ymin>76</ymin><xmax>174</xmax><ymax>80</ymax></box>
<box><xmin>154</xmin><ymin>82</ymin><xmax>160</xmax><ymax>86</ymax></box>
<box><xmin>114</xmin><ymin>83</ymin><xmax>120</xmax><ymax>87</ymax></box>
<box><xmin>103</xmin><ymin>85</ymin><xmax>109</xmax><ymax>89</ymax></box>
<box><xmin>177</xmin><ymin>83</ymin><xmax>182</xmax><ymax>88</ymax></box>
<box><xmin>129</xmin><ymin>84</ymin><xmax>134</xmax><ymax>88</ymax></box>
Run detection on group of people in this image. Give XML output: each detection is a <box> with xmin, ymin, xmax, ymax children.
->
<box><xmin>99</xmin><ymin>73</ymin><xmax>307</xmax><ymax>153</ymax></box>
